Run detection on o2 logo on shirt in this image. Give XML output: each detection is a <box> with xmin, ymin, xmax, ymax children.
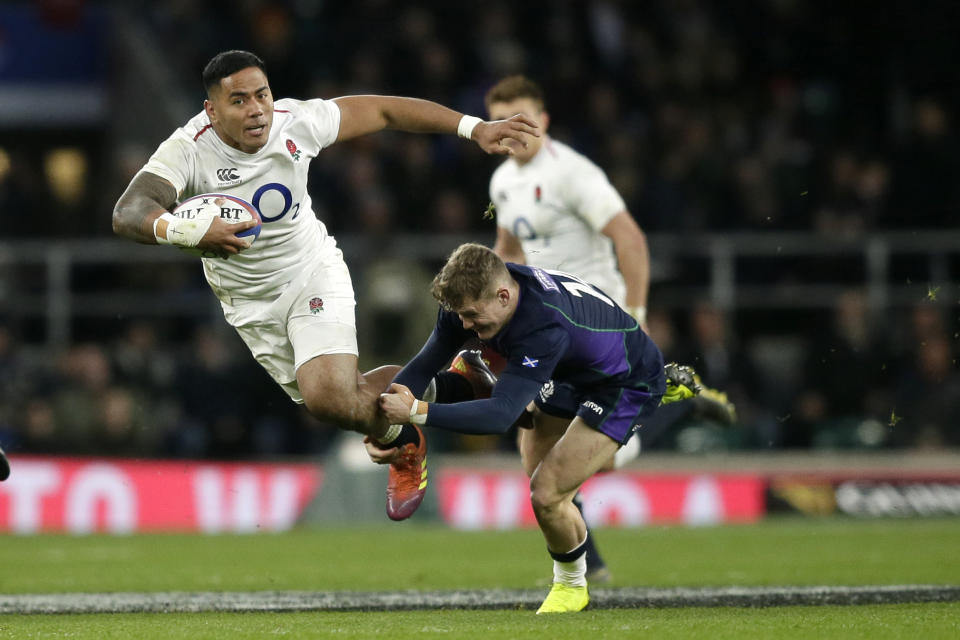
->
<box><xmin>251</xmin><ymin>183</ymin><xmax>301</xmax><ymax>223</ymax></box>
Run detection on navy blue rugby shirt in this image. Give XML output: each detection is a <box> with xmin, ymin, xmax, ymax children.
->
<box><xmin>393</xmin><ymin>264</ymin><xmax>665</xmax><ymax>435</ymax></box>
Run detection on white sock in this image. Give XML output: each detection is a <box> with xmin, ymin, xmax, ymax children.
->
<box><xmin>613</xmin><ymin>434</ymin><xmax>641</xmax><ymax>469</ymax></box>
<box><xmin>552</xmin><ymin>535</ymin><xmax>588</xmax><ymax>587</ymax></box>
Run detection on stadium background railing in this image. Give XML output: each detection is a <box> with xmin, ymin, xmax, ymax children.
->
<box><xmin>2</xmin><ymin>230</ymin><xmax>957</xmax><ymax>348</ymax></box>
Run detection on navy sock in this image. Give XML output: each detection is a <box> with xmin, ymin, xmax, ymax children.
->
<box><xmin>548</xmin><ymin>534</ymin><xmax>589</xmax><ymax>563</ymax></box>
<box><xmin>572</xmin><ymin>493</ymin><xmax>606</xmax><ymax>570</ymax></box>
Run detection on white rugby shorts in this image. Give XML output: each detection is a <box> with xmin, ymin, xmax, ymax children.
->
<box><xmin>221</xmin><ymin>248</ymin><xmax>358</xmax><ymax>403</ymax></box>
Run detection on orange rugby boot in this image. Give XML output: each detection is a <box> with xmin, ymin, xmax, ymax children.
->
<box><xmin>386</xmin><ymin>424</ymin><xmax>428</xmax><ymax>521</ymax></box>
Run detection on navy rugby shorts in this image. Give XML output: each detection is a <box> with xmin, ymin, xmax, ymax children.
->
<box><xmin>533</xmin><ymin>381</ymin><xmax>663</xmax><ymax>445</ymax></box>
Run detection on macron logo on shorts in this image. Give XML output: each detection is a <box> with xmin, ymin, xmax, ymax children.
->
<box><xmin>583</xmin><ymin>401</ymin><xmax>604</xmax><ymax>415</ymax></box>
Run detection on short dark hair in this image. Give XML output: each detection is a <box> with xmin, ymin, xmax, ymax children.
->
<box><xmin>202</xmin><ymin>50</ymin><xmax>267</xmax><ymax>92</ymax></box>
<box><xmin>484</xmin><ymin>75</ymin><xmax>545</xmax><ymax>111</ymax></box>
<box><xmin>431</xmin><ymin>243</ymin><xmax>510</xmax><ymax>311</ymax></box>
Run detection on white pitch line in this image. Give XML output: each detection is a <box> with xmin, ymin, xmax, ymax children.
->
<box><xmin>0</xmin><ymin>585</ymin><xmax>957</xmax><ymax>615</ymax></box>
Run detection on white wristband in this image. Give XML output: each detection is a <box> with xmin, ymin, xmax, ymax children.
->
<box><xmin>457</xmin><ymin>115</ymin><xmax>483</xmax><ymax>140</ymax></box>
<box><xmin>155</xmin><ymin>211</ymin><xmax>215</xmax><ymax>248</ymax></box>
<box><xmin>627</xmin><ymin>305</ymin><xmax>647</xmax><ymax>326</ymax></box>
<box><xmin>153</xmin><ymin>213</ymin><xmax>177</xmax><ymax>245</ymax></box>
<box><xmin>409</xmin><ymin>398</ymin><xmax>427</xmax><ymax>425</ymax></box>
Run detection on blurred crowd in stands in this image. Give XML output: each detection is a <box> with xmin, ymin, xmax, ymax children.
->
<box><xmin>147</xmin><ymin>0</ymin><xmax>958</xmax><ymax>237</ymax></box>
<box><xmin>0</xmin><ymin>320</ymin><xmax>337</xmax><ymax>459</ymax></box>
<box><xmin>4</xmin><ymin>1</ymin><xmax>958</xmax><ymax>237</ymax></box>
<box><xmin>0</xmin><ymin>0</ymin><xmax>958</xmax><ymax>457</ymax></box>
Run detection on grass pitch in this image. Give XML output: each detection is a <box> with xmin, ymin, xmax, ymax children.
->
<box><xmin>1</xmin><ymin>518</ymin><xmax>957</xmax><ymax>593</ymax></box>
<box><xmin>2</xmin><ymin>605</ymin><xmax>959</xmax><ymax>640</ymax></box>
<box><xmin>0</xmin><ymin>518</ymin><xmax>958</xmax><ymax>638</ymax></box>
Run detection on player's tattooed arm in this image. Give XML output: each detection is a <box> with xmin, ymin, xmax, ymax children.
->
<box><xmin>112</xmin><ymin>172</ymin><xmax>179</xmax><ymax>244</ymax></box>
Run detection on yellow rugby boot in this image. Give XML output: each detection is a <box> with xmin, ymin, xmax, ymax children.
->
<box><xmin>661</xmin><ymin>363</ymin><xmax>701</xmax><ymax>405</ymax></box>
<box><xmin>536</xmin><ymin>583</ymin><xmax>589</xmax><ymax>614</ymax></box>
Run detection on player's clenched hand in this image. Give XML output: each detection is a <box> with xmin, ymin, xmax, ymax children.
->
<box><xmin>473</xmin><ymin>114</ymin><xmax>540</xmax><ymax>155</ymax></box>
<box><xmin>379</xmin><ymin>383</ymin><xmax>417</xmax><ymax>424</ymax></box>
<box><xmin>195</xmin><ymin>217</ymin><xmax>259</xmax><ymax>259</ymax></box>
<box><xmin>363</xmin><ymin>436</ymin><xmax>399</xmax><ymax>464</ymax></box>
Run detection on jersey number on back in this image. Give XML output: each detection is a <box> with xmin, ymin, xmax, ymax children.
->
<box><xmin>545</xmin><ymin>269</ymin><xmax>615</xmax><ymax>307</ymax></box>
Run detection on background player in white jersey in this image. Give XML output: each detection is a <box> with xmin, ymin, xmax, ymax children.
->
<box><xmin>486</xmin><ymin>75</ymin><xmax>651</xmax><ymax>330</ymax></box>
<box><xmin>481</xmin><ymin>75</ymin><xmax>735</xmax><ymax>580</ymax></box>
<box><xmin>112</xmin><ymin>50</ymin><xmax>538</xmax><ymax>521</ymax></box>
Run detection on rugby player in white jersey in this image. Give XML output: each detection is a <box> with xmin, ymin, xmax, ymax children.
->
<box><xmin>487</xmin><ymin>76</ymin><xmax>650</xmax><ymax>332</ymax></box>
<box><xmin>112</xmin><ymin>50</ymin><xmax>538</xmax><ymax>521</ymax></box>
<box><xmin>480</xmin><ymin>75</ymin><xmax>735</xmax><ymax>580</ymax></box>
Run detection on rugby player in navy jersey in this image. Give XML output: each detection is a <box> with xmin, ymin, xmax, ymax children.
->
<box><xmin>480</xmin><ymin>75</ymin><xmax>737</xmax><ymax>584</ymax></box>
<box><xmin>371</xmin><ymin>243</ymin><xmax>697</xmax><ymax>613</ymax></box>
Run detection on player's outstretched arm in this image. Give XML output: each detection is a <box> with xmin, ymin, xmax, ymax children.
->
<box><xmin>470</xmin><ymin>114</ymin><xmax>540</xmax><ymax>155</ymax></box>
<box><xmin>333</xmin><ymin>95</ymin><xmax>539</xmax><ymax>155</ymax></box>
<box><xmin>379</xmin><ymin>375</ymin><xmax>540</xmax><ymax>436</ymax></box>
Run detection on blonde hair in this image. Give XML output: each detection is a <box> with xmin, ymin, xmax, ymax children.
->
<box><xmin>431</xmin><ymin>243</ymin><xmax>509</xmax><ymax>310</ymax></box>
<box><xmin>484</xmin><ymin>75</ymin><xmax>545</xmax><ymax>111</ymax></box>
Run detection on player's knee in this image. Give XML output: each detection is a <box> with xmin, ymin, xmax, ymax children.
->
<box><xmin>297</xmin><ymin>354</ymin><xmax>373</xmax><ymax>429</ymax></box>
<box><xmin>302</xmin><ymin>392</ymin><xmax>339</xmax><ymax>423</ymax></box>
<box><xmin>302</xmin><ymin>387</ymin><xmax>361</xmax><ymax>430</ymax></box>
<box><xmin>529</xmin><ymin>476</ymin><xmax>563</xmax><ymax>515</ymax></box>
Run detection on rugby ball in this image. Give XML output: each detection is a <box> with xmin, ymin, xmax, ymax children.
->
<box><xmin>171</xmin><ymin>193</ymin><xmax>262</xmax><ymax>258</ymax></box>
